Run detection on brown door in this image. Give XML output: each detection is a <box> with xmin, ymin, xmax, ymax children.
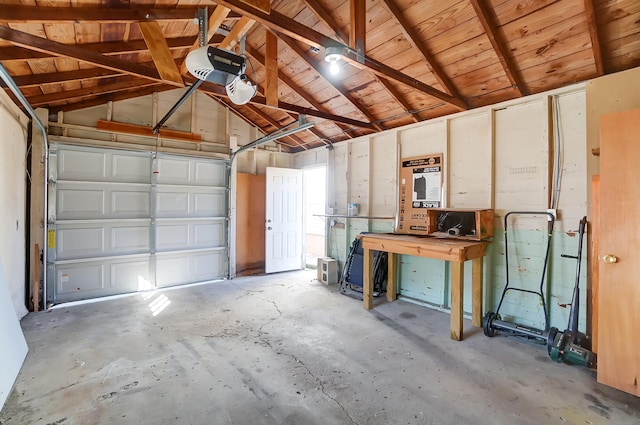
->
<box><xmin>598</xmin><ymin>108</ymin><xmax>640</xmax><ymax>396</ymax></box>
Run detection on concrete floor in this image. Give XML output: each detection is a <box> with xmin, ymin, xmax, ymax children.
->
<box><xmin>1</xmin><ymin>270</ymin><xmax>639</xmax><ymax>425</ymax></box>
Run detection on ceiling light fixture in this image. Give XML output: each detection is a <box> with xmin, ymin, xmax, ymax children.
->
<box><xmin>324</xmin><ymin>46</ymin><xmax>344</xmax><ymax>75</ymax></box>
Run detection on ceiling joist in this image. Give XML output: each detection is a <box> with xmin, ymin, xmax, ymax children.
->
<box><xmin>470</xmin><ymin>0</ymin><xmax>528</xmax><ymax>96</ymax></box>
<box><xmin>212</xmin><ymin>0</ymin><xmax>468</xmax><ymax>110</ymax></box>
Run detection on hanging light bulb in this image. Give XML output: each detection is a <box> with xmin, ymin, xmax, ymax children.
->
<box><xmin>324</xmin><ymin>46</ymin><xmax>344</xmax><ymax>76</ymax></box>
<box><xmin>329</xmin><ymin>60</ymin><xmax>340</xmax><ymax>75</ymax></box>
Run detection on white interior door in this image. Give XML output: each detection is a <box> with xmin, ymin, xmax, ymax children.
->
<box><xmin>265</xmin><ymin>167</ymin><xmax>303</xmax><ymax>273</ymax></box>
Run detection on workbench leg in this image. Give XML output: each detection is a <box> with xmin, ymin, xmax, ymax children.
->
<box><xmin>386</xmin><ymin>252</ymin><xmax>397</xmax><ymax>302</ymax></box>
<box><xmin>450</xmin><ymin>261</ymin><xmax>464</xmax><ymax>341</ymax></box>
<box><xmin>471</xmin><ymin>257</ymin><xmax>484</xmax><ymax>328</ymax></box>
<box><xmin>363</xmin><ymin>247</ymin><xmax>374</xmax><ymax>310</ymax></box>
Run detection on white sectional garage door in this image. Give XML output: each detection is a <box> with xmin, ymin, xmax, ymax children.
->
<box><xmin>48</xmin><ymin>144</ymin><xmax>228</xmax><ymax>303</ymax></box>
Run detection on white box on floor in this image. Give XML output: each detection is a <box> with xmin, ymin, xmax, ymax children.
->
<box><xmin>317</xmin><ymin>257</ymin><xmax>338</xmax><ymax>285</ymax></box>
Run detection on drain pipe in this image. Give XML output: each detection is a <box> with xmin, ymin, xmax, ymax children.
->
<box><xmin>0</xmin><ymin>62</ymin><xmax>49</xmax><ymax>309</ymax></box>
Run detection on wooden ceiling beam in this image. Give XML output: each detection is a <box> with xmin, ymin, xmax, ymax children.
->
<box><xmin>180</xmin><ymin>6</ymin><xmax>232</xmax><ymax>75</ymax></box>
<box><xmin>139</xmin><ymin>21</ymin><xmax>185</xmax><ymax>86</ymax></box>
<box><xmin>298</xmin><ymin>1</ymin><xmax>417</xmax><ymax>128</ymax></box>
<box><xmin>26</xmin><ymin>78</ymin><xmax>159</xmax><ymax>107</ymax></box>
<box><xmin>246</xmin><ymin>46</ymin><xmax>356</xmax><ymax>140</ymax></box>
<box><xmin>0</xmin><ymin>26</ymin><xmax>183</xmax><ymax>87</ymax></box>
<box><xmin>244</xmin><ymin>105</ymin><xmax>307</xmax><ymax>149</ymax></box>
<box><xmin>10</xmin><ymin>68</ymin><xmax>123</xmax><ymax>88</ymax></box>
<box><xmin>0</xmin><ymin>37</ymin><xmax>211</xmax><ymax>61</ymax></box>
<box><xmin>48</xmin><ymin>85</ymin><xmax>176</xmax><ymax>114</ymax></box>
<box><xmin>212</xmin><ymin>0</ymin><xmax>467</xmax><ymax>110</ymax></box>
<box><xmin>350</xmin><ymin>0</ymin><xmax>366</xmax><ymax>62</ymax></box>
<box><xmin>276</xmin><ymin>32</ymin><xmax>384</xmax><ymax>131</ymax></box>
<box><xmin>583</xmin><ymin>0</ymin><xmax>604</xmax><ymax>75</ymax></box>
<box><xmin>301</xmin><ymin>0</ymin><xmax>349</xmax><ymax>42</ymax></box>
<box><xmin>0</xmin><ymin>6</ymin><xmax>200</xmax><ymax>23</ymax></box>
<box><xmin>470</xmin><ymin>0</ymin><xmax>528</xmax><ymax>96</ymax></box>
<box><xmin>380</xmin><ymin>0</ymin><xmax>460</xmax><ymax>98</ymax></box>
<box><xmin>194</xmin><ymin>80</ymin><xmax>378</xmax><ymax>130</ymax></box>
<box><xmin>220</xmin><ymin>16</ymin><xmax>256</xmax><ymax>50</ymax></box>
<box><xmin>265</xmin><ymin>31</ymin><xmax>279</xmax><ymax>107</ymax></box>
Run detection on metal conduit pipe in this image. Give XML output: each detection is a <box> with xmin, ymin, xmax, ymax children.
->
<box><xmin>0</xmin><ymin>62</ymin><xmax>50</xmax><ymax>309</ymax></box>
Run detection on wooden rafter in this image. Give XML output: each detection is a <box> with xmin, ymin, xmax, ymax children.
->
<box><xmin>265</xmin><ymin>30</ymin><xmax>279</xmax><ymax>107</ymax></box>
<box><xmin>0</xmin><ymin>6</ymin><xmax>196</xmax><ymax>23</ymax></box>
<box><xmin>0</xmin><ymin>37</ymin><xmax>210</xmax><ymax>61</ymax></box>
<box><xmin>212</xmin><ymin>0</ymin><xmax>467</xmax><ymax>110</ymax></box>
<box><xmin>194</xmin><ymin>79</ymin><xmax>377</xmax><ymax>130</ymax></box>
<box><xmin>245</xmin><ymin>46</ymin><xmax>357</xmax><ymax>140</ymax></box>
<box><xmin>470</xmin><ymin>0</ymin><xmax>527</xmax><ymax>96</ymax></box>
<box><xmin>583</xmin><ymin>0</ymin><xmax>604</xmax><ymax>75</ymax></box>
<box><xmin>380</xmin><ymin>0</ymin><xmax>460</xmax><ymax>98</ymax></box>
<box><xmin>0</xmin><ymin>6</ymin><xmax>242</xmax><ymax>23</ymax></box>
<box><xmin>26</xmin><ymin>78</ymin><xmax>159</xmax><ymax>107</ymax></box>
<box><xmin>10</xmin><ymin>68</ymin><xmax>124</xmax><ymax>88</ymax></box>
<box><xmin>180</xmin><ymin>6</ymin><xmax>232</xmax><ymax>75</ymax></box>
<box><xmin>220</xmin><ymin>16</ymin><xmax>256</xmax><ymax>50</ymax></box>
<box><xmin>0</xmin><ymin>26</ymin><xmax>183</xmax><ymax>87</ymax></box>
<box><xmin>301</xmin><ymin>1</ymin><xmax>418</xmax><ymax>125</ymax></box>
<box><xmin>139</xmin><ymin>21</ymin><xmax>184</xmax><ymax>86</ymax></box>
<box><xmin>48</xmin><ymin>85</ymin><xmax>176</xmax><ymax>114</ymax></box>
<box><xmin>350</xmin><ymin>0</ymin><xmax>366</xmax><ymax>62</ymax></box>
<box><xmin>301</xmin><ymin>0</ymin><xmax>348</xmax><ymax>42</ymax></box>
<box><xmin>244</xmin><ymin>104</ymin><xmax>307</xmax><ymax>149</ymax></box>
<box><xmin>276</xmin><ymin>32</ymin><xmax>384</xmax><ymax>131</ymax></box>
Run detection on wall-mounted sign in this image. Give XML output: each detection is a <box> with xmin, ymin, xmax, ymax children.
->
<box><xmin>396</xmin><ymin>154</ymin><xmax>443</xmax><ymax>235</ymax></box>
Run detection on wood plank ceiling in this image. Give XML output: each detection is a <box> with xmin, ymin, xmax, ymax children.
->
<box><xmin>0</xmin><ymin>0</ymin><xmax>639</xmax><ymax>152</ymax></box>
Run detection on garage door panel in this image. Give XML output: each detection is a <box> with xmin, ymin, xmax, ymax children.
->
<box><xmin>57</xmin><ymin>183</ymin><xmax>150</xmax><ymax>220</ymax></box>
<box><xmin>111</xmin><ymin>225</ymin><xmax>150</xmax><ymax>252</ymax></box>
<box><xmin>55</xmin><ymin>257</ymin><xmax>151</xmax><ymax>302</ymax></box>
<box><xmin>57</xmin><ymin>264</ymin><xmax>105</xmax><ymax>294</ymax></box>
<box><xmin>57</xmin><ymin>227</ymin><xmax>104</xmax><ymax>259</ymax></box>
<box><xmin>192</xmin><ymin>220</ymin><xmax>225</xmax><ymax>247</ymax></box>
<box><xmin>193</xmin><ymin>251</ymin><xmax>226</xmax><ymax>278</ymax></box>
<box><xmin>155</xmin><ymin>254</ymin><xmax>189</xmax><ymax>286</ymax></box>
<box><xmin>194</xmin><ymin>191</ymin><xmax>226</xmax><ymax>216</ymax></box>
<box><xmin>56</xmin><ymin>222</ymin><xmax>150</xmax><ymax>260</ymax></box>
<box><xmin>156</xmin><ymin>223</ymin><xmax>190</xmax><ymax>251</ymax></box>
<box><xmin>110</xmin><ymin>260</ymin><xmax>151</xmax><ymax>291</ymax></box>
<box><xmin>194</xmin><ymin>161</ymin><xmax>226</xmax><ymax>186</ymax></box>
<box><xmin>156</xmin><ymin>250</ymin><xmax>226</xmax><ymax>288</ymax></box>
<box><xmin>58</xmin><ymin>188</ymin><xmax>105</xmax><ymax>219</ymax></box>
<box><xmin>156</xmin><ymin>191</ymin><xmax>190</xmax><ymax>216</ymax></box>
<box><xmin>111</xmin><ymin>154</ymin><xmax>151</xmax><ymax>183</ymax></box>
<box><xmin>51</xmin><ymin>144</ymin><xmax>228</xmax><ymax>303</ymax></box>
<box><xmin>157</xmin><ymin>158</ymin><xmax>191</xmax><ymax>184</ymax></box>
<box><xmin>111</xmin><ymin>190</ymin><xmax>150</xmax><ymax>216</ymax></box>
<box><xmin>58</xmin><ymin>149</ymin><xmax>107</xmax><ymax>181</ymax></box>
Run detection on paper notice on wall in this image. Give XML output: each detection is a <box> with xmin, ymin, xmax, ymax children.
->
<box><xmin>396</xmin><ymin>154</ymin><xmax>443</xmax><ymax>235</ymax></box>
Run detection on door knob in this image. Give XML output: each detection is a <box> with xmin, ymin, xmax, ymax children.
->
<box><xmin>603</xmin><ymin>254</ymin><xmax>618</xmax><ymax>264</ymax></box>
<box><xmin>267</xmin><ymin>226</ymin><xmax>272</xmax><ymax>230</ymax></box>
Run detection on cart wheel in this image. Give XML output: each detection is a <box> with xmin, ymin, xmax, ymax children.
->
<box><xmin>547</xmin><ymin>327</ymin><xmax>558</xmax><ymax>355</ymax></box>
<box><xmin>483</xmin><ymin>311</ymin><xmax>497</xmax><ymax>337</ymax></box>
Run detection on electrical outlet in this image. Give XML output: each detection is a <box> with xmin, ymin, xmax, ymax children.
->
<box><xmin>547</xmin><ymin>209</ymin><xmax>558</xmax><ymax>221</ymax></box>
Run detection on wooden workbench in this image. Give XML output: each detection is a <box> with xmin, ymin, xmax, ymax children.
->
<box><xmin>360</xmin><ymin>233</ymin><xmax>488</xmax><ymax>341</ymax></box>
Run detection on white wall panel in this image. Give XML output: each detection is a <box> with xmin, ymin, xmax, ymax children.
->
<box><xmin>449</xmin><ymin>112</ymin><xmax>492</xmax><ymax>208</ymax></box>
<box><xmin>494</xmin><ymin>100</ymin><xmax>549</xmax><ymax>213</ymax></box>
<box><xmin>399</xmin><ymin>121</ymin><xmax>446</xmax><ymax>158</ymax></box>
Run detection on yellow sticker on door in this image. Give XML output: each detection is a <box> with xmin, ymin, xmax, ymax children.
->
<box><xmin>48</xmin><ymin>229</ymin><xmax>55</xmax><ymax>249</ymax></box>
